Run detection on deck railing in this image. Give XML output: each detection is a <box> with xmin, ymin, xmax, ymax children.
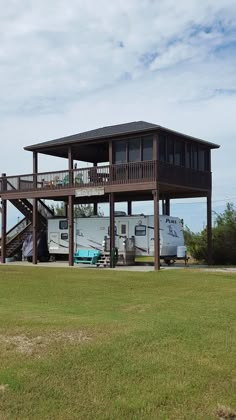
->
<box><xmin>158</xmin><ymin>161</ymin><xmax>211</xmax><ymax>189</ymax></box>
<box><xmin>0</xmin><ymin>160</ymin><xmax>211</xmax><ymax>194</ymax></box>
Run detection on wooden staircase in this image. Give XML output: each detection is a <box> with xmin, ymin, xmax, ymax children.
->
<box><xmin>96</xmin><ymin>252</ymin><xmax>111</xmax><ymax>267</ymax></box>
<box><xmin>0</xmin><ymin>198</ymin><xmax>54</xmax><ymax>259</ymax></box>
<box><xmin>2</xmin><ymin>221</ymin><xmax>32</xmax><ymax>258</ymax></box>
<box><xmin>10</xmin><ymin>198</ymin><xmax>50</xmax><ymax>229</ymax></box>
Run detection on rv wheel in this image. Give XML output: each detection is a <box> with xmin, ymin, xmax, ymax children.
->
<box><xmin>164</xmin><ymin>258</ymin><xmax>174</xmax><ymax>266</ymax></box>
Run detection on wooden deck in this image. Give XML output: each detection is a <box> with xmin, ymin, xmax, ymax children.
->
<box><xmin>0</xmin><ymin>160</ymin><xmax>211</xmax><ymax>198</ymax></box>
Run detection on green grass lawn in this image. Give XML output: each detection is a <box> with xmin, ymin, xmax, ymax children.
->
<box><xmin>0</xmin><ymin>265</ymin><xmax>235</xmax><ymax>419</ymax></box>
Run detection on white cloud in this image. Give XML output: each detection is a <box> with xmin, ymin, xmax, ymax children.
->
<box><xmin>0</xmin><ymin>0</ymin><xmax>236</xmax><ymax>231</ymax></box>
<box><xmin>0</xmin><ymin>0</ymin><xmax>235</xmax><ymax>113</ymax></box>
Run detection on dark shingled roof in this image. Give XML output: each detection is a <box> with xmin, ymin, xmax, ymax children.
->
<box><xmin>24</xmin><ymin>120</ymin><xmax>220</xmax><ymax>151</ymax></box>
<box><xmin>25</xmin><ymin>121</ymin><xmax>157</xmax><ymax>150</ymax></box>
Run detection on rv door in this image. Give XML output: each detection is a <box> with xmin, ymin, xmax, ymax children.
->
<box><xmin>116</xmin><ymin>221</ymin><xmax>128</xmax><ymax>251</ymax></box>
<box><xmin>49</xmin><ymin>232</ymin><xmax>59</xmax><ymax>251</ymax></box>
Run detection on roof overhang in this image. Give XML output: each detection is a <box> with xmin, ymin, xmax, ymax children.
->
<box><xmin>24</xmin><ymin>122</ymin><xmax>220</xmax><ymax>163</ymax></box>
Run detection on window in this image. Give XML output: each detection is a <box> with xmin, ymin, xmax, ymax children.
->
<box><xmin>159</xmin><ymin>135</ymin><xmax>166</xmax><ymax>162</ymax></box>
<box><xmin>128</xmin><ymin>138</ymin><xmax>140</xmax><ymax>162</ymax></box>
<box><xmin>192</xmin><ymin>145</ymin><xmax>198</xmax><ymax>169</ymax></box>
<box><xmin>167</xmin><ymin>137</ymin><xmax>174</xmax><ymax>164</ymax></box>
<box><xmin>204</xmin><ymin>150</ymin><xmax>210</xmax><ymax>171</ymax></box>
<box><xmin>114</xmin><ymin>141</ymin><xmax>126</xmax><ymax>163</ymax></box>
<box><xmin>61</xmin><ymin>233</ymin><xmax>68</xmax><ymax>240</ymax></box>
<box><xmin>175</xmin><ymin>140</ymin><xmax>185</xmax><ymax>166</ymax></box>
<box><xmin>198</xmin><ymin>148</ymin><xmax>205</xmax><ymax>171</ymax></box>
<box><xmin>198</xmin><ymin>148</ymin><xmax>210</xmax><ymax>171</ymax></box>
<box><xmin>113</xmin><ymin>136</ymin><xmax>154</xmax><ymax>163</ymax></box>
<box><xmin>142</xmin><ymin>136</ymin><xmax>153</xmax><ymax>161</ymax></box>
<box><xmin>186</xmin><ymin>144</ymin><xmax>191</xmax><ymax>168</ymax></box>
<box><xmin>121</xmin><ymin>224</ymin><xmax>127</xmax><ymax>235</ymax></box>
<box><xmin>135</xmin><ymin>225</ymin><xmax>146</xmax><ymax>236</ymax></box>
<box><xmin>59</xmin><ymin>220</ymin><xmax>68</xmax><ymax>230</ymax></box>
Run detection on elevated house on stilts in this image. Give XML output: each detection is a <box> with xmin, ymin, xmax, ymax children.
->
<box><xmin>0</xmin><ymin>121</ymin><xmax>219</xmax><ymax>269</ymax></box>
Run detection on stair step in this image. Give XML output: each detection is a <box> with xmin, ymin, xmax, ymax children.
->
<box><xmin>96</xmin><ymin>252</ymin><xmax>111</xmax><ymax>267</ymax></box>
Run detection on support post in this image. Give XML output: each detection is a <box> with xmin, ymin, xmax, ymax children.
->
<box><xmin>162</xmin><ymin>199</ymin><xmax>170</xmax><ymax>215</ymax></box>
<box><xmin>162</xmin><ymin>200</ymin><xmax>165</xmax><ymax>215</ymax></box>
<box><xmin>64</xmin><ymin>201</ymin><xmax>68</xmax><ymax>218</ymax></box>
<box><xmin>33</xmin><ymin>152</ymin><xmax>38</xmax><ymax>173</ymax></box>
<box><xmin>68</xmin><ymin>147</ymin><xmax>73</xmax><ymax>187</ymax></box>
<box><xmin>153</xmin><ymin>188</ymin><xmax>160</xmax><ymax>270</ymax></box>
<box><xmin>153</xmin><ymin>133</ymin><xmax>159</xmax><ymax>180</ymax></box>
<box><xmin>207</xmin><ymin>192</ymin><xmax>212</xmax><ymax>265</ymax></box>
<box><xmin>1</xmin><ymin>198</ymin><xmax>7</xmax><ymax>263</ymax></box>
<box><xmin>127</xmin><ymin>201</ymin><xmax>132</xmax><ymax>216</ymax></box>
<box><xmin>109</xmin><ymin>140</ymin><xmax>113</xmax><ymax>182</ymax></box>
<box><xmin>153</xmin><ymin>133</ymin><xmax>158</xmax><ymax>160</ymax></box>
<box><xmin>33</xmin><ymin>152</ymin><xmax>38</xmax><ymax>188</ymax></box>
<box><xmin>68</xmin><ymin>195</ymin><xmax>74</xmax><ymax>266</ymax></box>
<box><xmin>32</xmin><ymin>198</ymin><xmax>38</xmax><ymax>264</ymax></box>
<box><xmin>93</xmin><ymin>163</ymin><xmax>98</xmax><ymax>215</ymax></box>
<box><xmin>165</xmin><ymin>198</ymin><xmax>170</xmax><ymax>216</ymax></box>
<box><xmin>109</xmin><ymin>193</ymin><xmax>115</xmax><ymax>268</ymax></box>
<box><xmin>94</xmin><ymin>203</ymin><xmax>98</xmax><ymax>216</ymax></box>
<box><xmin>109</xmin><ymin>141</ymin><xmax>113</xmax><ymax>164</ymax></box>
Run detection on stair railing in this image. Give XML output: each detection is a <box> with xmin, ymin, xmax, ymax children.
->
<box><xmin>5</xmin><ymin>218</ymin><xmax>30</xmax><ymax>244</ymax></box>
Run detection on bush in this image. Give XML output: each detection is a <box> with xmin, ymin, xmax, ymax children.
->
<box><xmin>184</xmin><ymin>203</ymin><xmax>236</xmax><ymax>265</ymax></box>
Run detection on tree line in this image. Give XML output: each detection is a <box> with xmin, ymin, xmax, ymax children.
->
<box><xmin>51</xmin><ymin>202</ymin><xmax>103</xmax><ymax>218</ymax></box>
<box><xmin>184</xmin><ymin>203</ymin><xmax>236</xmax><ymax>265</ymax></box>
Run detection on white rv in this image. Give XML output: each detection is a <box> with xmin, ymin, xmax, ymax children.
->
<box><xmin>47</xmin><ymin>214</ymin><xmax>185</xmax><ymax>263</ymax></box>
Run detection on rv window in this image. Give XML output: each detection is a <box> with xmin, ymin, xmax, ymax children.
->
<box><xmin>61</xmin><ymin>233</ymin><xmax>68</xmax><ymax>240</ymax></box>
<box><xmin>121</xmin><ymin>224</ymin><xmax>126</xmax><ymax>235</ymax></box>
<box><xmin>59</xmin><ymin>220</ymin><xmax>68</xmax><ymax>230</ymax></box>
<box><xmin>135</xmin><ymin>225</ymin><xmax>146</xmax><ymax>236</ymax></box>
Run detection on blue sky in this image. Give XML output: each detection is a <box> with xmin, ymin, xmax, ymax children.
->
<box><xmin>0</xmin><ymin>0</ymin><xmax>236</xmax><ymax>231</ymax></box>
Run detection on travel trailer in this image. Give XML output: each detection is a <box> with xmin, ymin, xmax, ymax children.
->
<box><xmin>47</xmin><ymin>214</ymin><xmax>186</xmax><ymax>264</ymax></box>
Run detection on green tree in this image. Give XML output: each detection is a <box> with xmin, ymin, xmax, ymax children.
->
<box><xmin>184</xmin><ymin>203</ymin><xmax>236</xmax><ymax>265</ymax></box>
<box><xmin>51</xmin><ymin>202</ymin><xmax>103</xmax><ymax>217</ymax></box>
